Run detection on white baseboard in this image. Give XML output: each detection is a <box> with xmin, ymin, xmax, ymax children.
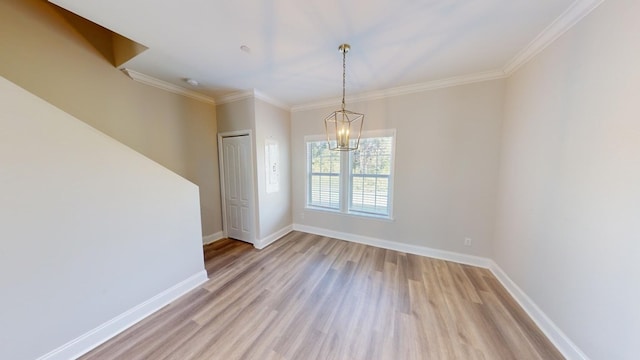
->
<box><xmin>292</xmin><ymin>224</ymin><xmax>490</xmax><ymax>268</ymax></box>
<box><xmin>37</xmin><ymin>270</ymin><xmax>208</xmax><ymax>360</ymax></box>
<box><xmin>292</xmin><ymin>223</ymin><xmax>586</xmax><ymax>360</ymax></box>
<box><xmin>254</xmin><ymin>225</ymin><xmax>293</xmax><ymax>250</ymax></box>
<box><xmin>40</xmin><ymin>224</ymin><xmax>585</xmax><ymax>360</ymax></box>
<box><xmin>203</xmin><ymin>231</ymin><xmax>224</xmax><ymax>245</ymax></box>
<box><xmin>488</xmin><ymin>261</ymin><xmax>589</xmax><ymax>360</ymax></box>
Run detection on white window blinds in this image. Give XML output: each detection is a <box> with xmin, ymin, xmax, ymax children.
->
<box><xmin>306</xmin><ymin>130</ymin><xmax>395</xmax><ymax>219</ymax></box>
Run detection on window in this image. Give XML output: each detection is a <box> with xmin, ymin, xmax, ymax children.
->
<box><xmin>350</xmin><ymin>136</ymin><xmax>393</xmax><ymax>215</ymax></box>
<box><xmin>307</xmin><ymin>140</ymin><xmax>341</xmax><ymax>210</ymax></box>
<box><xmin>306</xmin><ymin>130</ymin><xmax>395</xmax><ymax>218</ymax></box>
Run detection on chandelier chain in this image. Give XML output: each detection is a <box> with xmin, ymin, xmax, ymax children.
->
<box><xmin>324</xmin><ymin>43</ymin><xmax>363</xmax><ymax>152</ymax></box>
<box><xmin>341</xmin><ymin>46</ymin><xmax>346</xmax><ymax>111</ymax></box>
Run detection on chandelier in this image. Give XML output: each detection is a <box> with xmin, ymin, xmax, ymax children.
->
<box><xmin>324</xmin><ymin>44</ymin><xmax>364</xmax><ymax>151</ymax></box>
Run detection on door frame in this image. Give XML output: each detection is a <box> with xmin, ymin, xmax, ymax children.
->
<box><xmin>217</xmin><ymin>130</ymin><xmax>259</xmax><ymax>245</ymax></box>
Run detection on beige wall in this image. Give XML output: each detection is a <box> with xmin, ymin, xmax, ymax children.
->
<box><xmin>6</xmin><ymin>0</ymin><xmax>637</xmax><ymax>358</ymax></box>
<box><xmin>216</xmin><ymin>96</ymin><xmax>292</xmax><ymax>244</ymax></box>
<box><xmin>254</xmin><ymin>99</ymin><xmax>292</xmax><ymax>239</ymax></box>
<box><xmin>216</xmin><ymin>97</ymin><xmax>255</xmax><ymax>134</ymax></box>
<box><xmin>292</xmin><ymin>79</ymin><xmax>505</xmax><ymax>257</ymax></box>
<box><xmin>0</xmin><ymin>0</ymin><xmax>222</xmax><ymax>237</ymax></box>
<box><xmin>494</xmin><ymin>0</ymin><xmax>640</xmax><ymax>358</ymax></box>
<box><xmin>1</xmin><ymin>75</ymin><xmax>205</xmax><ymax>360</ymax></box>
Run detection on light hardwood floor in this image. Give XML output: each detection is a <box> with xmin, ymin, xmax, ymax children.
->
<box><xmin>81</xmin><ymin>231</ymin><xmax>564</xmax><ymax>359</ymax></box>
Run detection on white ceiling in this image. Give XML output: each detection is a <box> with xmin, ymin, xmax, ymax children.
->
<box><xmin>50</xmin><ymin>0</ymin><xmax>580</xmax><ymax>107</ymax></box>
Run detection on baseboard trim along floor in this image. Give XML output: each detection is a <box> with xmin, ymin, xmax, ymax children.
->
<box><xmin>45</xmin><ymin>224</ymin><xmax>587</xmax><ymax>360</ymax></box>
<box><xmin>37</xmin><ymin>271</ymin><xmax>208</xmax><ymax>360</ymax></box>
<box><xmin>292</xmin><ymin>223</ymin><xmax>587</xmax><ymax>360</ymax></box>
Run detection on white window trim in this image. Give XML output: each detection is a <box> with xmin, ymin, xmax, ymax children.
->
<box><xmin>348</xmin><ymin>129</ymin><xmax>396</xmax><ymax>218</ymax></box>
<box><xmin>305</xmin><ymin>134</ymin><xmax>341</xmax><ymax>211</ymax></box>
<box><xmin>304</xmin><ymin>129</ymin><xmax>396</xmax><ymax>220</ymax></box>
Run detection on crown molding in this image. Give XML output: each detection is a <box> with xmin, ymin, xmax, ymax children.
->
<box><xmin>215</xmin><ymin>90</ymin><xmax>254</xmax><ymax>105</ymax></box>
<box><xmin>253</xmin><ymin>90</ymin><xmax>291</xmax><ymax>111</ymax></box>
<box><xmin>122</xmin><ymin>0</ymin><xmax>604</xmax><ymax>112</ymax></box>
<box><xmin>121</xmin><ymin>69</ymin><xmax>216</xmax><ymax>105</ymax></box>
<box><xmin>217</xmin><ymin>89</ymin><xmax>291</xmax><ymax>111</ymax></box>
<box><xmin>291</xmin><ymin>69</ymin><xmax>506</xmax><ymax>112</ymax></box>
<box><xmin>292</xmin><ymin>0</ymin><xmax>606</xmax><ymax>112</ymax></box>
<box><xmin>503</xmin><ymin>0</ymin><xmax>607</xmax><ymax>75</ymax></box>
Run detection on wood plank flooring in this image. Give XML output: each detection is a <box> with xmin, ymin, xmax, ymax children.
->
<box><xmin>80</xmin><ymin>231</ymin><xmax>564</xmax><ymax>359</ymax></box>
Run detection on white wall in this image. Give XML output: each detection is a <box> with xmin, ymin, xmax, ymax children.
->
<box><xmin>0</xmin><ymin>76</ymin><xmax>206</xmax><ymax>360</ymax></box>
<box><xmin>292</xmin><ymin>80</ymin><xmax>505</xmax><ymax>257</ymax></box>
<box><xmin>494</xmin><ymin>0</ymin><xmax>640</xmax><ymax>358</ymax></box>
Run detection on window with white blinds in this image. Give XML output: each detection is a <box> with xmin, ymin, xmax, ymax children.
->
<box><xmin>306</xmin><ymin>130</ymin><xmax>395</xmax><ymax>218</ymax></box>
<box><xmin>307</xmin><ymin>140</ymin><xmax>341</xmax><ymax>210</ymax></box>
<box><xmin>349</xmin><ymin>136</ymin><xmax>393</xmax><ymax>216</ymax></box>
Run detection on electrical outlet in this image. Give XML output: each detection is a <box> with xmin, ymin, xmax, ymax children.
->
<box><xmin>464</xmin><ymin>237</ymin><xmax>472</xmax><ymax>247</ymax></box>
<box><xmin>300</xmin><ymin>212</ymin><xmax>305</xmax><ymax>220</ymax></box>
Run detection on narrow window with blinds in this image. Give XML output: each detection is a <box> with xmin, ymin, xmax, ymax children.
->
<box><xmin>307</xmin><ymin>140</ymin><xmax>341</xmax><ymax>210</ymax></box>
<box><xmin>306</xmin><ymin>130</ymin><xmax>395</xmax><ymax>219</ymax></box>
<box><xmin>349</xmin><ymin>136</ymin><xmax>393</xmax><ymax>216</ymax></box>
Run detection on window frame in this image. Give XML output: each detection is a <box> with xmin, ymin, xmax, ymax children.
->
<box><xmin>305</xmin><ymin>129</ymin><xmax>396</xmax><ymax>220</ymax></box>
<box><xmin>306</xmin><ymin>138</ymin><xmax>342</xmax><ymax>211</ymax></box>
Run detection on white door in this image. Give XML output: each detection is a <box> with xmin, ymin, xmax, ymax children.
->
<box><xmin>221</xmin><ymin>135</ymin><xmax>255</xmax><ymax>243</ymax></box>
